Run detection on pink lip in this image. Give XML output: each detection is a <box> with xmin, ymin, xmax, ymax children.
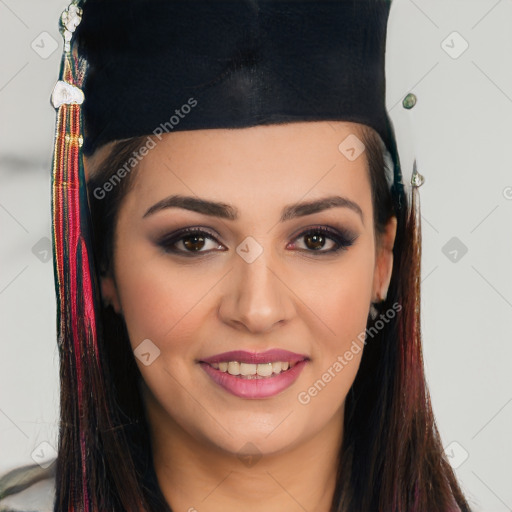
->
<box><xmin>200</xmin><ymin>349</ymin><xmax>308</xmax><ymax>365</ymax></box>
<box><xmin>199</xmin><ymin>359</ymin><xmax>308</xmax><ymax>399</ymax></box>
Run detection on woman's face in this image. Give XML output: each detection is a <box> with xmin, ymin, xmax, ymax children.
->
<box><xmin>95</xmin><ymin>121</ymin><xmax>396</xmax><ymax>457</ymax></box>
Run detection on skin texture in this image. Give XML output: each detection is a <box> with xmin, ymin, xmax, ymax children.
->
<box><xmin>88</xmin><ymin>121</ymin><xmax>397</xmax><ymax>512</ymax></box>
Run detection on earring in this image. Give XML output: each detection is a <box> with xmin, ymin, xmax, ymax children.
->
<box><xmin>369</xmin><ymin>290</ymin><xmax>386</xmax><ymax>320</ymax></box>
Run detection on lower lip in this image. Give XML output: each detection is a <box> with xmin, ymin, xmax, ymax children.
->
<box><xmin>199</xmin><ymin>360</ymin><xmax>308</xmax><ymax>399</ymax></box>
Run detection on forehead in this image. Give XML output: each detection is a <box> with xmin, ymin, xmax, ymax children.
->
<box><xmin>99</xmin><ymin>121</ymin><xmax>375</xmax><ymax>228</ymax></box>
<box><xmin>135</xmin><ymin>121</ymin><xmax>369</xmax><ymax>194</ymax></box>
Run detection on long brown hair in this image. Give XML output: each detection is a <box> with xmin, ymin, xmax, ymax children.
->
<box><xmin>53</xmin><ymin>126</ymin><xmax>473</xmax><ymax>511</ymax></box>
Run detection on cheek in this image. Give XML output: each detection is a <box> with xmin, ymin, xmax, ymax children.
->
<box><xmin>113</xmin><ymin>247</ymin><xmax>214</xmax><ymax>352</ymax></box>
<box><xmin>295</xmin><ymin>245</ymin><xmax>375</xmax><ymax>404</ymax></box>
<box><xmin>304</xmin><ymin>247</ymin><xmax>375</xmax><ymax>347</ymax></box>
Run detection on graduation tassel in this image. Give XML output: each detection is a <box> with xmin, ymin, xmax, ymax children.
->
<box><xmin>410</xmin><ymin>157</ymin><xmax>425</xmax><ymax>334</ymax></box>
<box><xmin>50</xmin><ymin>2</ymin><xmax>98</xmax><ymax>510</ymax></box>
<box><xmin>402</xmin><ymin>92</ymin><xmax>425</xmax><ymax>340</ymax></box>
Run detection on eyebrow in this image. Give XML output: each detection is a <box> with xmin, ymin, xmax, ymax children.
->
<box><xmin>143</xmin><ymin>194</ymin><xmax>364</xmax><ymax>224</ymax></box>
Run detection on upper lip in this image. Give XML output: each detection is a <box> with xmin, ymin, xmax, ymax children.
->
<box><xmin>200</xmin><ymin>349</ymin><xmax>309</xmax><ymax>365</ymax></box>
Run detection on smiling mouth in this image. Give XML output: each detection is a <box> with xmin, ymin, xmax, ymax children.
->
<box><xmin>204</xmin><ymin>360</ymin><xmax>304</xmax><ymax>379</ymax></box>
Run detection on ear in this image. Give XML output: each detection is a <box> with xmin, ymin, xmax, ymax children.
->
<box><xmin>372</xmin><ymin>216</ymin><xmax>397</xmax><ymax>301</ymax></box>
<box><xmin>100</xmin><ymin>272</ymin><xmax>122</xmax><ymax>314</ymax></box>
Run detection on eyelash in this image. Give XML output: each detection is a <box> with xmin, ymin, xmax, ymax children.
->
<box><xmin>157</xmin><ymin>226</ymin><xmax>357</xmax><ymax>257</ymax></box>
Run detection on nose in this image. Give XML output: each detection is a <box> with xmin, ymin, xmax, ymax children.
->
<box><xmin>218</xmin><ymin>247</ymin><xmax>295</xmax><ymax>334</ymax></box>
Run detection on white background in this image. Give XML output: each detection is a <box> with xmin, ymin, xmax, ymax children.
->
<box><xmin>1</xmin><ymin>0</ymin><xmax>511</xmax><ymax>510</ymax></box>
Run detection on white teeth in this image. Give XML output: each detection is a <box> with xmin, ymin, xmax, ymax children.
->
<box><xmin>240</xmin><ymin>363</ymin><xmax>257</xmax><ymax>376</ymax></box>
<box><xmin>209</xmin><ymin>360</ymin><xmax>299</xmax><ymax>378</ymax></box>
<box><xmin>227</xmin><ymin>361</ymin><xmax>240</xmax><ymax>375</ymax></box>
<box><xmin>257</xmin><ymin>362</ymin><xmax>273</xmax><ymax>377</ymax></box>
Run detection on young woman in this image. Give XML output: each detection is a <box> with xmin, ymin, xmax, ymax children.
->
<box><xmin>0</xmin><ymin>1</ymin><xmax>474</xmax><ymax>511</ymax></box>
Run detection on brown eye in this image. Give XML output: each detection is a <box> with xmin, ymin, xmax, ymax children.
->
<box><xmin>302</xmin><ymin>232</ymin><xmax>332</xmax><ymax>251</ymax></box>
<box><xmin>182</xmin><ymin>233</ymin><xmax>207</xmax><ymax>251</ymax></box>
<box><xmin>158</xmin><ymin>228</ymin><xmax>224</xmax><ymax>255</ymax></box>
<box><xmin>292</xmin><ymin>226</ymin><xmax>357</xmax><ymax>254</ymax></box>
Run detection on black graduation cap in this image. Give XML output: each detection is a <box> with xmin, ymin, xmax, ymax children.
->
<box><xmin>75</xmin><ymin>1</ymin><xmax>394</xmax><ymax>156</ymax></box>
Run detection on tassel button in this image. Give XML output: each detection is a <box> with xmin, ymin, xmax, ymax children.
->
<box><xmin>411</xmin><ymin>160</ymin><xmax>425</xmax><ymax>188</ymax></box>
<box><xmin>51</xmin><ymin>80</ymin><xmax>84</xmax><ymax>109</ymax></box>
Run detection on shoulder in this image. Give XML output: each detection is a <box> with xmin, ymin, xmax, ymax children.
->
<box><xmin>0</xmin><ymin>462</ymin><xmax>56</xmax><ymax>512</ymax></box>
